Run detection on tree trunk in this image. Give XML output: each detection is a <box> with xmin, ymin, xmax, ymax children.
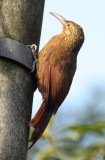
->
<box><xmin>0</xmin><ymin>0</ymin><xmax>45</xmax><ymax>160</ymax></box>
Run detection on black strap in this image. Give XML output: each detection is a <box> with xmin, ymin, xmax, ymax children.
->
<box><xmin>0</xmin><ymin>37</ymin><xmax>33</xmax><ymax>70</ymax></box>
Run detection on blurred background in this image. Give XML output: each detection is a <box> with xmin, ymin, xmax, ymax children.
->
<box><xmin>27</xmin><ymin>0</ymin><xmax>105</xmax><ymax>159</ymax></box>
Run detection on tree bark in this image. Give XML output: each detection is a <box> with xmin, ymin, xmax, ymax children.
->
<box><xmin>0</xmin><ymin>0</ymin><xmax>45</xmax><ymax>160</ymax></box>
<box><xmin>0</xmin><ymin>0</ymin><xmax>45</xmax><ymax>48</ymax></box>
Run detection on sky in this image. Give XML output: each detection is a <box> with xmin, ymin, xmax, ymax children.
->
<box><xmin>32</xmin><ymin>0</ymin><xmax>105</xmax><ymax>121</ymax></box>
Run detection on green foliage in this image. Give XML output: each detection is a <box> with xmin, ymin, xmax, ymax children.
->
<box><xmin>27</xmin><ymin>88</ymin><xmax>105</xmax><ymax>160</ymax></box>
<box><xmin>27</xmin><ymin>118</ymin><xmax>105</xmax><ymax>160</ymax></box>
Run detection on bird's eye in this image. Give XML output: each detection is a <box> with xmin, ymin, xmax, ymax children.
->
<box><xmin>67</xmin><ymin>23</ymin><xmax>70</xmax><ymax>27</ymax></box>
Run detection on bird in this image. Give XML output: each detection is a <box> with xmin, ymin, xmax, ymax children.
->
<box><xmin>28</xmin><ymin>12</ymin><xmax>84</xmax><ymax>149</ymax></box>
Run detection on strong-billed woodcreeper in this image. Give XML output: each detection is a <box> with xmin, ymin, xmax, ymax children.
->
<box><xmin>28</xmin><ymin>12</ymin><xmax>84</xmax><ymax>149</ymax></box>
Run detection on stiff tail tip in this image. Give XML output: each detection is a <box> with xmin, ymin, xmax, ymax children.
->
<box><xmin>27</xmin><ymin>101</ymin><xmax>52</xmax><ymax>150</ymax></box>
<box><xmin>28</xmin><ymin>138</ymin><xmax>35</xmax><ymax>150</ymax></box>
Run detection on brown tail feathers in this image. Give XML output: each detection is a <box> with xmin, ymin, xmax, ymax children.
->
<box><xmin>28</xmin><ymin>101</ymin><xmax>52</xmax><ymax>149</ymax></box>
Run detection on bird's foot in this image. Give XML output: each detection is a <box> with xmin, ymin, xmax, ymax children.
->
<box><xmin>27</xmin><ymin>44</ymin><xmax>38</xmax><ymax>73</ymax></box>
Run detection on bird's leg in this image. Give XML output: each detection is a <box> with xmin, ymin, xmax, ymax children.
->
<box><xmin>27</xmin><ymin>44</ymin><xmax>38</xmax><ymax>73</ymax></box>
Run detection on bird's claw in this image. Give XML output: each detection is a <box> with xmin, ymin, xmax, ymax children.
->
<box><xmin>27</xmin><ymin>44</ymin><xmax>38</xmax><ymax>73</ymax></box>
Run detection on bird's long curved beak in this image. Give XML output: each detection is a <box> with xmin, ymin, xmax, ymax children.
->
<box><xmin>50</xmin><ymin>12</ymin><xmax>67</xmax><ymax>26</ymax></box>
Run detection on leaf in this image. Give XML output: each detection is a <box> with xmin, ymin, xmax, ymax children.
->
<box><xmin>64</xmin><ymin>121</ymin><xmax>105</xmax><ymax>135</ymax></box>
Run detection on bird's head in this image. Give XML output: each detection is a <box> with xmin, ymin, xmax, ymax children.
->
<box><xmin>50</xmin><ymin>12</ymin><xmax>84</xmax><ymax>42</ymax></box>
